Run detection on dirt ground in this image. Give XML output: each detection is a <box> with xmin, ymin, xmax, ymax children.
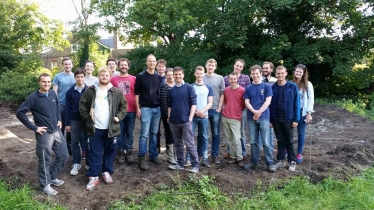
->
<box><xmin>0</xmin><ymin>104</ymin><xmax>373</xmax><ymax>209</ymax></box>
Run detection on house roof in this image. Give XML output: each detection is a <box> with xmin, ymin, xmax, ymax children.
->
<box><xmin>98</xmin><ymin>37</ymin><xmax>114</xmax><ymax>49</ymax></box>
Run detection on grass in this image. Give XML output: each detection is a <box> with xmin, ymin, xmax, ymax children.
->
<box><xmin>0</xmin><ymin>181</ymin><xmax>66</xmax><ymax>210</ymax></box>
<box><xmin>109</xmin><ymin>167</ymin><xmax>374</xmax><ymax>210</ymax></box>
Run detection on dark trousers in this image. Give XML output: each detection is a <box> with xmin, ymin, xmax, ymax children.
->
<box><xmin>59</xmin><ymin>104</ymin><xmax>72</xmax><ymax>154</ymax></box>
<box><xmin>157</xmin><ymin>117</ymin><xmax>174</xmax><ymax>149</ymax></box>
<box><xmin>273</xmin><ymin>115</ymin><xmax>296</xmax><ymax>162</ymax></box>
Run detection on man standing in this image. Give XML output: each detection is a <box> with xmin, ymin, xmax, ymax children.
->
<box><xmin>79</xmin><ymin>66</ymin><xmax>127</xmax><ymax>191</ymax></box>
<box><xmin>168</xmin><ymin>67</ymin><xmax>199</xmax><ymax>173</ymax></box>
<box><xmin>223</xmin><ymin>59</ymin><xmax>251</xmax><ymax>159</ymax></box>
<box><xmin>222</xmin><ymin>73</ymin><xmax>245</xmax><ymax>167</ymax></box>
<box><xmin>65</xmin><ymin>68</ymin><xmax>88</xmax><ymax>176</ymax></box>
<box><xmin>17</xmin><ymin>73</ymin><xmax>69</xmax><ymax>195</ymax></box>
<box><xmin>243</xmin><ymin>65</ymin><xmax>276</xmax><ymax>172</ymax></box>
<box><xmin>203</xmin><ymin>58</ymin><xmax>225</xmax><ymax>164</ymax></box>
<box><xmin>156</xmin><ymin>59</ymin><xmax>167</xmax><ymax>152</ymax></box>
<box><xmin>262</xmin><ymin>61</ymin><xmax>277</xmax><ymax>85</ymax></box>
<box><xmin>107</xmin><ymin>58</ymin><xmax>119</xmax><ymax>77</ymax></box>
<box><xmin>53</xmin><ymin>57</ymin><xmax>75</xmax><ymax>155</ymax></box>
<box><xmin>110</xmin><ymin>58</ymin><xmax>137</xmax><ymax>164</ymax></box>
<box><xmin>270</xmin><ymin>66</ymin><xmax>300</xmax><ymax>172</ymax></box>
<box><xmin>135</xmin><ymin>54</ymin><xmax>163</xmax><ymax>170</ymax></box>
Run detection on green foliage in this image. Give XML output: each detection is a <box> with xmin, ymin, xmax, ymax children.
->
<box><xmin>71</xmin><ymin>42</ymin><xmax>110</xmax><ymax>70</ymax></box>
<box><xmin>0</xmin><ymin>181</ymin><xmax>66</xmax><ymax>209</ymax></box>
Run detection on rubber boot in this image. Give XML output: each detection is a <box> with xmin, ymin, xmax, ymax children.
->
<box><xmin>117</xmin><ymin>150</ymin><xmax>125</xmax><ymax>164</ymax></box>
<box><xmin>166</xmin><ymin>144</ymin><xmax>177</xmax><ymax>164</ymax></box>
<box><xmin>138</xmin><ymin>156</ymin><xmax>149</xmax><ymax>170</ymax></box>
<box><xmin>125</xmin><ymin>150</ymin><xmax>134</xmax><ymax>164</ymax></box>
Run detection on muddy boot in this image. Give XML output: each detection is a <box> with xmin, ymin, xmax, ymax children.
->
<box><xmin>117</xmin><ymin>150</ymin><xmax>125</xmax><ymax>164</ymax></box>
<box><xmin>166</xmin><ymin>144</ymin><xmax>177</xmax><ymax>164</ymax></box>
<box><xmin>125</xmin><ymin>150</ymin><xmax>134</xmax><ymax>164</ymax></box>
<box><xmin>138</xmin><ymin>156</ymin><xmax>149</xmax><ymax>170</ymax></box>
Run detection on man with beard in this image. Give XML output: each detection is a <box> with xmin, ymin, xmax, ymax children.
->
<box><xmin>79</xmin><ymin>66</ymin><xmax>127</xmax><ymax>191</ymax></box>
<box><xmin>110</xmin><ymin>58</ymin><xmax>137</xmax><ymax>164</ymax></box>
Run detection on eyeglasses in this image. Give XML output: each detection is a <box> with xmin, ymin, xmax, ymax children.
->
<box><xmin>296</xmin><ymin>64</ymin><xmax>306</xmax><ymax>69</ymax></box>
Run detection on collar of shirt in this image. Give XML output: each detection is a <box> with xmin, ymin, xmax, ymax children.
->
<box><xmin>175</xmin><ymin>81</ymin><xmax>185</xmax><ymax>87</ymax></box>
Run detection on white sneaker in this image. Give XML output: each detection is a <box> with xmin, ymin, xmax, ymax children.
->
<box><xmin>70</xmin><ymin>163</ymin><xmax>81</xmax><ymax>175</ymax></box>
<box><xmin>43</xmin><ymin>184</ymin><xmax>58</xmax><ymax>195</ymax></box>
<box><xmin>102</xmin><ymin>172</ymin><xmax>113</xmax><ymax>184</ymax></box>
<box><xmin>289</xmin><ymin>161</ymin><xmax>296</xmax><ymax>172</ymax></box>
<box><xmin>86</xmin><ymin>176</ymin><xmax>99</xmax><ymax>191</ymax></box>
<box><xmin>51</xmin><ymin>179</ymin><xmax>64</xmax><ymax>187</ymax></box>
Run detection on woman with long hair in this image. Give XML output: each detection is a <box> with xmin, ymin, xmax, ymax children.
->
<box><xmin>293</xmin><ymin>64</ymin><xmax>314</xmax><ymax>164</ymax></box>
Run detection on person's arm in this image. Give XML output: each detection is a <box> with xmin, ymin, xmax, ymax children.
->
<box><xmin>116</xmin><ymin>90</ymin><xmax>128</xmax><ymax>121</ymax></box>
<box><xmin>53</xmin><ymin>85</ymin><xmax>58</xmax><ymax>94</ymax></box>
<box><xmin>305</xmin><ymin>81</ymin><xmax>315</xmax><ymax>122</ymax></box>
<box><xmin>292</xmin><ymin>84</ymin><xmax>300</xmax><ymax>127</ymax></box>
<box><xmin>79</xmin><ymin>90</ymin><xmax>90</xmax><ymax>121</ymax></box>
<box><xmin>159</xmin><ymin>85</ymin><xmax>168</xmax><ymax>118</ymax></box>
<box><xmin>65</xmin><ymin>90</ymin><xmax>72</xmax><ymax>132</ymax></box>
<box><xmin>134</xmin><ymin>74</ymin><xmax>142</xmax><ymax>118</ymax></box>
<box><xmin>189</xmin><ymin>86</ymin><xmax>197</xmax><ymax>121</ymax></box>
<box><xmin>189</xmin><ymin>105</ymin><xmax>197</xmax><ymax>122</ymax></box>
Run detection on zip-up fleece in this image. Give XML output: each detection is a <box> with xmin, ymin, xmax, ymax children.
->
<box><xmin>79</xmin><ymin>84</ymin><xmax>127</xmax><ymax>137</ymax></box>
<box><xmin>270</xmin><ymin>81</ymin><xmax>300</xmax><ymax>124</ymax></box>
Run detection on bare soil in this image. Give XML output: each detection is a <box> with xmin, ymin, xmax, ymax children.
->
<box><xmin>0</xmin><ymin>104</ymin><xmax>373</xmax><ymax>209</ymax></box>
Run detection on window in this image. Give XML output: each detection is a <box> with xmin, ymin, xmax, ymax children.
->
<box><xmin>50</xmin><ymin>59</ymin><xmax>58</xmax><ymax>68</ymax></box>
<box><xmin>71</xmin><ymin>44</ymin><xmax>79</xmax><ymax>53</ymax></box>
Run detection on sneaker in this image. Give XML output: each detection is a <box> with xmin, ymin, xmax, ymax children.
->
<box><xmin>188</xmin><ymin>167</ymin><xmax>199</xmax><ymax>173</ymax></box>
<box><xmin>169</xmin><ymin>164</ymin><xmax>184</xmax><ymax>170</ymax></box>
<box><xmin>102</xmin><ymin>172</ymin><xmax>113</xmax><ymax>184</ymax></box>
<box><xmin>42</xmin><ymin>184</ymin><xmax>58</xmax><ymax>195</ymax></box>
<box><xmin>150</xmin><ymin>157</ymin><xmax>162</xmax><ymax>165</ymax></box>
<box><xmin>238</xmin><ymin>160</ymin><xmax>245</xmax><ymax>167</ymax></box>
<box><xmin>289</xmin><ymin>161</ymin><xmax>296</xmax><ymax>172</ymax></box>
<box><xmin>184</xmin><ymin>160</ymin><xmax>191</xmax><ymax>167</ymax></box>
<box><xmin>243</xmin><ymin>162</ymin><xmax>257</xmax><ymax>171</ymax></box>
<box><xmin>81</xmin><ymin>151</ymin><xmax>86</xmax><ymax>160</ymax></box>
<box><xmin>86</xmin><ymin>176</ymin><xmax>99</xmax><ymax>191</ymax></box>
<box><xmin>275</xmin><ymin>160</ymin><xmax>286</xmax><ymax>170</ymax></box>
<box><xmin>51</xmin><ymin>179</ymin><xmax>64</xmax><ymax>187</ymax></box>
<box><xmin>201</xmin><ymin>160</ymin><xmax>211</xmax><ymax>168</ymax></box>
<box><xmin>212</xmin><ymin>156</ymin><xmax>220</xmax><ymax>164</ymax></box>
<box><xmin>85</xmin><ymin>165</ymin><xmax>90</xmax><ymax>171</ymax></box>
<box><xmin>70</xmin><ymin>163</ymin><xmax>81</xmax><ymax>176</ymax></box>
<box><xmin>268</xmin><ymin>164</ymin><xmax>277</xmax><ymax>173</ymax></box>
<box><xmin>296</xmin><ymin>154</ymin><xmax>303</xmax><ymax>164</ymax></box>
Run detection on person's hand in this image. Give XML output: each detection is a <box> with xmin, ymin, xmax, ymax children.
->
<box><xmin>292</xmin><ymin>122</ymin><xmax>298</xmax><ymax>128</ymax></box>
<box><xmin>253</xmin><ymin>115</ymin><xmax>259</xmax><ymax>121</ymax></box>
<box><xmin>65</xmin><ymin>126</ymin><xmax>71</xmax><ymax>133</ymax></box>
<box><xmin>306</xmin><ymin>114</ymin><xmax>312</xmax><ymax>123</ymax></box>
<box><xmin>57</xmin><ymin>121</ymin><xmax>62</xmax><ymax>129</ymax></box>
<box><xmin>114</xmin><ymin>117</ymin><xmax>119</xmax><ymax>122</ymax></box>
<box><xmin>270</xmin><ymin>123</ymin><xmax>273</xmax><ymax>128</ymax></box>
<box><xmin>36</xmin><ymin>126</ymin><xmax>48</xmax><ymax>135</ymax></box>
<box><xmin>216</xmin><ymin>106</ymin><xmax>222</xmax><ymax>113</ymax></box>
<box><xmin>254</xmin><ymin>110</ymin><xmax>262</xmax><ymax>118</ymax></box>
<box><xmin>136</xmin><ymin>108</ymin><xmax>141</xmax><ymax>118</ymax></box>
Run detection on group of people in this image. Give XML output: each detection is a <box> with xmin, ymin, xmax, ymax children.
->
<box><xmin>16</xmin><ymin>55</ymin><xmax>314</xmax><ymax>195</ymax></box>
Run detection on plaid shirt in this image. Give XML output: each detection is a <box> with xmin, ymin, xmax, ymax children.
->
<box><xmin>224</xmin><ymin>73</ymin><xmax>251</xmax><ymax>88</ymax></box>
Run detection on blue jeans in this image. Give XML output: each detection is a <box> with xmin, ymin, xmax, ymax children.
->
<box><xmin>297</xmin><ymin>109</ymin><xmax>307</xmax><ymax>154</ymax></box>
<box><xmin>258</xmin><ymin>127</ymin><xmax>274</xmax><ymax>151</ymax></box>
<box><xmin>86</xmin><ymin>129</ymin><xmax>117</xmax><ymax>177</ymax></box>
<box><xmin>70</xmin><ymin>120</ymin><xmax>87</xmax><ymax>164</ymax></box>
<box><xmin>208</xmin><ymin>109</ymin><xmax>221</xmax><ymax>157</ymax></box>
<box><xmin>248</xmin><ymin>119</ymin><xmax>274</xmax><ymax>166</ymax></box>
<box><xmin>192</xmin><ymin>117</ymin><xmax>209</xmax><ymax>161</ymax></box>
<box><xmin>35</xmin><ymin>130</ymin><xmax>69</xmax><ymax>187</ymax></box>
<box><xmin>138</xmin><ymin>107</ymin><xmax>161</xmax><ymax>159</ymax></box>
<box><xmin>117</xmin><ymin>112</ymin><xmax>136</xmax><ymax>151</ymax></box>
<box><xmin>59</xmin><ymin>104</ymin><xmax>71</xmax><ymax>153</ymax></box>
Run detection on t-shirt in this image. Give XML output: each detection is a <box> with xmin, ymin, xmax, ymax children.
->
<box><xmin>193</xmin><ymin>83</ymin><xmax>214</xmax><ymax>119</ymax></box>
<box><xmin>134</xmin><ymin>70</ymin><xmax>162</xmax><ymax>107</ymax></box>
<box><xmin>52</xmin><ymin>72</ymin><xmax>75</xmax><ymax>105</ymax></box>
<box><xmin>94</xmin><ymin>88</ymin><xmax>110</xmax><ymax>129</ymax></box>
<box><xmin>243</xmin><ymin>82</ymin><xmax>272</xmax><ymax>120</ymax></box>
<box><xmin>203</xmin><ymin>74</ymin><xmax>225</xmax><ymax>110</ymax></box>
<box><xmin>222</xmin><ymin>86</ymin><xmax>245</xmax><ymax>121</ymax></box>
<box><xmin>110</xmin><ymin>75</ymin><xmax>136</xmax><ymax>112</ymax></box>
<box><xmin>85</xmin><ymin>76</ymin><xmax>98</xmax><ymax>87</ymax></box>
<box><xmin>276</xmin><ymin>84</ymin><xmax>286</xmax><ymax>115</ymax></box>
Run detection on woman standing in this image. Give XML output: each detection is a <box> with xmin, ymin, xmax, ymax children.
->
<box><xmin>293</xmin><ymin>64</ymin><xmax>314</xmax><ymax>164</ymax></box>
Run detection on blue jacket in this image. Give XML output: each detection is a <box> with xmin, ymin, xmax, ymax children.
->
<box><xmin>65</xmin><ymin>84</ymin><xmax>88</xmax><ymax>126</ymax></box>
<box><xmin>270</xmin><ymin>81</ymin><xmax>300</xmax><ymax>123</ymax></box>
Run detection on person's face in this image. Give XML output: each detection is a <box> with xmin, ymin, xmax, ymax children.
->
<box><xmin>276</xmin><ymin>68</ymin><xmax>288</xmax><ymax>82</ymax></box>
<box><xmin>229</xmin><ymin>74</ymin><xmax>238</xmax><ymax>87</ymax></box>
<box><xmin>118</xmin><ymin>61</ymin><xmax>129</xmax><ymax>74</ymax></box>
<box><xmin>146</xmin><ymin>55</ymin><xmax>157</xmax><ymax>70</ymax></box>
<box><xmin>75</xmin><ymin>73</ymin><xmax>85</xmax><ymax>86</ymax></box>
<box><xmin>38</xmin><ymin>76</ymin><xmax>52</xmax><ymax>92</ymax></box>
<box><xmin>173</xmin><ymin>70</ymin><xmax>184</xmax><ymax>84</ymax></box>
<box><xmin>84</xmin><ymin>62</ymin><xmax>94</xmax><ymax>74</ymax></box>
<box><xmin>294</xmin><ymin>68</ymin><xmax>304</xmax><ymax>80</ymax></box>
<box><xmin>205</xmin><ymin>62</ymin><xmax>216</xmax><ymax>74</ymax></box>
<box><xmin>262</xmin><ymin>64</ymin><xmax>272</xmax><ymax>77</ymax></box>
<box><xmin>194</xmin><ymin>69</ymin><xmax>204</xmax><ymax>82</ymax></box>
<box><xmin>107</xmin><ymin>61</ymin><xmax>117</xmax><ymax>72</ymax></box>
<box><xmin>233</xmin><ymin>61</ymin><xmax>244</xmax><ymax>74</ymax></box>
<box><xmin>63</xmin><ymin>60</ymin><xmax>73</xmax><ymax>73</ymax></box>
<box><xmin>250</xmin><ymin>69</ymin><xmax>262</xmax><ymax>83</ymax></box>
<box><xmin>156</xmin><ymin>64</ymin><xmax>166</xmax><ymax>74</ymax></box>
<box><xmin>98</xmin><ymin>71</ymin><xmax>111</xmax><ymax>85</ymax></box>
<box><xmin>166</xmin><ymin>71</ymin><xmax>174</xmax><ymax>83</ymax></box>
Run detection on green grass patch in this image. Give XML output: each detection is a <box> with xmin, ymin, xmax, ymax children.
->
<box><xmin>110</xmin><ymin>167</ymin><xmax>374</xmax><ymax>210</ymax></box>
<box><xmin>0</xmin><ymin>181</ymin><xmax>66</xmax><ymax>210</ymax></box>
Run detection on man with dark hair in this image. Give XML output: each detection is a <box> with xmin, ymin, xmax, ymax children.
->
<box><xmin>65</xmin><ymin>68</ymin><xmax>88</xmax><ymax>176</ymax></box>
<box><xmin>53</xmin><ymin>57</ymin><xmax>76</xmax><ymax>155</ymax></box>
<box><xmin>17</xmin><ymin>73</ymin><xmax>69</xmax><ymax>196</ymax></box>
<box><xmin>135</xmin><ymin>54</ymin><xmax>163</xmax><ymax>170</ymax></box>
<box><xmin>107</xmin><ymin>58</ymin><xmax>119</xmax><ymax>77</ymax></box>
<box><xmin>168</xmin><ymin>67</ymin><xmax>199</xmax><ymax>173</ymax></box>
<box><xmin>110</xmin><ymin>58</ymin><xmax>137</xmax><ymax>164</ymax></box>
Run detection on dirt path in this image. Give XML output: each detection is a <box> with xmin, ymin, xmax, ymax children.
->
<box><xmin>0</xmin><ymin>104</ymin><xmax>373</xmax><ymax>209</ymax></box>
